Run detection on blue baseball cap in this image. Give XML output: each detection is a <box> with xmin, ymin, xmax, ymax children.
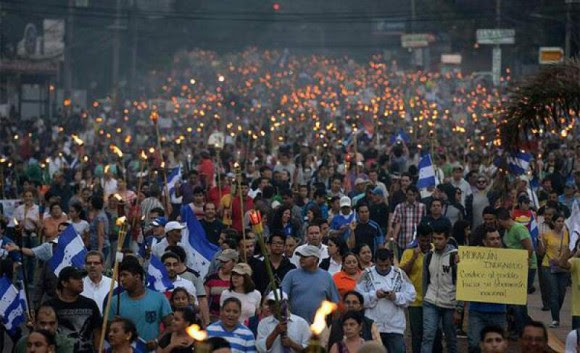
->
<box><xmin>151</xmin><ymin>217</ymin><xmax>168</xmax><ymax>227</ymax></box>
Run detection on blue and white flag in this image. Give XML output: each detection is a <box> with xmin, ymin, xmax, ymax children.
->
<box><xmin>166</xmin><ymin>166</ymin><xmax>182</xmax><ymax>196</ymax></box>
<box><xmin>494</xmin><ymin>151</ymin><xmax>532</xmax><ymax>176</ymax></box>
<box><xmin>49</xmin><ymin>225</ymin><xmax>88</xmax><ymax>276</ymax></box>
<box><xmin>147</xmin><ymin>255</ymin><xmax>174</xmax><ymax>292</ymax></box>
<box><xmin>0</xmin><ymin>276</ymin><xmax>27</xmax><ymax>335</ymax></box>
<box><xmin>180</xmin><ymin>206</ymin><xmax>219</xmax><ymax>278</ymax></box>
<box><xmin>567</xmin><ymin>199</ymin><xmax>579</xmax><ymax>252</ymax></box>
<box><xmin>529</xmin><ymin>213</ymin><xmax>539</xmax><ymax>250</ymax></box>
<box><xmin>417</xmin><ymin>154</ymin><xmax>436</xmax><ymax>189</ymax></box>
<box><xmin>166</xmin><ymin>166</ymin><xmax>182</xmax><ymax>204</ymax></box>
<box><xmin>389</xmin><ymin>128</ymin><xmax>411</xmax><ymax>145</ymax></box>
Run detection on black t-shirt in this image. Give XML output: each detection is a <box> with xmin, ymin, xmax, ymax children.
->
<box><xmin>200</xmin><ymin>219</ymin><xmax>224</xmax><ymax>246</ymax></box>
<box><xmin>159</xmin><ymin>332</ymin><xmax>194</xmax><ymax>353</ymax></box>
<box><xmin>45</xmin><ymin>295</ymin><xmax>102</xmax><ymax>353</ymax></box>
<box><xmin>268</xmin><ymin>257</ymin><xmax>296</xmax><ymax>285</ymax></box>
<box><xmin>354</xmin><ymin>221</ymin><xmax>382</xmax><ymax>254</ymax></box>
<box><xmin>247</xmin><ymin>256</ymin><xmax>268</xmax><ymax>294</ymax></box>
<box><xmin>369</xmin><ymin>202</ymin><xmax>389</xmax><ymax>233</ymax></box>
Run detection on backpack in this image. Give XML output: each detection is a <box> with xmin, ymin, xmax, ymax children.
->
<box><xmin>424</xmin><ymin>250</ymin><xmax>458</xmax><ymax>285</ymax></box>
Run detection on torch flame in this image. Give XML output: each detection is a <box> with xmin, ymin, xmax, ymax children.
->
<box><xmin>110</xmin><ymin>145</ymin><xmax>123</xmax><ymax>158</ymax></box>
<box><xmin>140</xmin><ymin>150</ymin><xmax>148</xmax><ymax>160</ymax></box>
<box><xmin>115</xmin><ymin>216</ymin><xmax>127</xmax><ymax>227</ymax></box>
<box><xmin>186</xmin><ymin>324</ymin><xmax>208</xmax><ymax>341</ymax></box>
<box><xmin>113</xmin><ymin>193</ymin><xmax>123</xmax><ymax>202</ymax></box>
<box><xmin>13</xmin><ymin>218</ymin><xmax>19</xmax><ymax>227</ymax></box>
<box><xmin>71</xmin><ymin>134</ymin><xmax>84</xmax><ymax>146</ymax></box>
<box><xmin>310</xmin><ymin>301</ymin><xmax>337</xmax><ymax>335</ymax></box>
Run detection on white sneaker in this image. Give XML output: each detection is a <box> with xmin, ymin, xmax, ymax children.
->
<box><xmin>549</xmin><ymin>321</ymin><xmax>559</xmax><ymax>328</ymax></box>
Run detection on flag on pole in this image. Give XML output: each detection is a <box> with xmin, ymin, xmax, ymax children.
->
<box><xmin>49</xmin><ymin>226</ymin><xmax>88</xmax><ymax>276</ymax></box>
<box><xmin>180</xmin><ymin>206</ymin><xmax>219</xmax><ymax>278</ymax></box>
<box><xmin>146</xmin><ymin>255</ymin><xmax>174</xmax><ymax>292</ymax></box>
<box><xmin>529</xmin><ymin>213</ymin><xmax>539</xmax><ymax>250</ymax></box>
<box><xmin>0</xmin><ymin>276</ymin><xmax>27</xmax><ymax>336</ymax></box>
<box><xmin>389</xmin><ymin>128</ymin><xmax>411</xmax><ymax>145</ymax></box>
<box><xmin>417</xmin><ymin>154</ymin><xmax>436</xmax><ymax>189</ymax></box>
<box><xmin>166</xmin><ymin>166</ymin><xmax>182</xmax><ymax>204</ymax></box>
<box><xmin>567</xmin><ymin>199</ymin><xmax>579</xmax><ymax>252</ymax></box>
<box><xmin>493</xmin><ymin>151</ymin><xmax>532</xmax><ymax>176</ymax></box>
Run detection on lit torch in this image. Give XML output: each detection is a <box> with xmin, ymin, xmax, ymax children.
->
<box><xmin>305</xmin><ymin>301</ymin><xmax>337</xmax><ymax>353</ymax></box>
<box><xmin>71</xmin><ymin>134</ymin><xmax>84</xmax><ymax>146</ymax></box>
<box><xmin>110</xmin><ymin>145</ymin><xmax>123</xmax><ymax>158</ymax></box>
<box><xmin>187</xmin><ymin>324</ymin><xmax>210</xmax><ymax>353</ymax></box>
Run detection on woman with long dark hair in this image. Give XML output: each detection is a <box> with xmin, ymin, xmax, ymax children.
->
<box><xmin>320</xmin><ymin>237</ymin><xmax>349</xmax><ymax>275</ymax></box>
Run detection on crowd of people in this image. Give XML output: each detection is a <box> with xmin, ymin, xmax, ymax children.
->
<box><xmin>0</xmin><ymin>48</ymin><xmax>579</xmax><ymax>353</ymax></box>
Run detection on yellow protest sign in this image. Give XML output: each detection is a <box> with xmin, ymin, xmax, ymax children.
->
<box><xmin>456</xmin><ymin>246</ymin><xmax>528</xmax><ymax>305</ymax></box>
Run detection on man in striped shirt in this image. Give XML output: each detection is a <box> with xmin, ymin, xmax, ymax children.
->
<box><xmin>207</xmin><ymin>297</ymin><xmax>256</xmax><ymax>353</ymax></box>
<box><xmin>391</xmin><ymin>186</ymin><xmax>426</xmax><ymax>259</ymax></box>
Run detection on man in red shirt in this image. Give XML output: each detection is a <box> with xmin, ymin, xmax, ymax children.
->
<box><xmin>198</xmin><ymin>150</ymin><xmax>215</xmax><ymax>189</ymax></box>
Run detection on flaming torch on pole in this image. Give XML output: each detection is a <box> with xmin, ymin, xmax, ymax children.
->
<box><xmin>98</xmin><ymin>216</ymin><xmax>128</xmax><ymax>353</ymax></box>
<box><xmin>248</xmin><ymin>210</ymin><xmax>284</xmax><ymax>320</ymax></box>
<box><xmin>305</xmin><ymin>301</ymin><xmax>338</xmax><ymax>353</ymax></box>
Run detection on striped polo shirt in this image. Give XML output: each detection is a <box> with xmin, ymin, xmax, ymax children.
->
<box><xmin>206</xmin><ymin>321</ymin><xmax>256</xmax><ymax>353</ymax></box>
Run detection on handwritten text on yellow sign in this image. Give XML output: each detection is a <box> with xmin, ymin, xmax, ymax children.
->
<box><xmin>456</xmin><ymin>246</ymin><xmax>528</xmax><ymax>305</ymax></box>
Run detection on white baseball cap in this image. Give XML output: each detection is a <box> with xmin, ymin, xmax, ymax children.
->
<box><xmin>164</xmin><ymin>221</ymin><xmax>185</xmax><ymax>234</ymax></box>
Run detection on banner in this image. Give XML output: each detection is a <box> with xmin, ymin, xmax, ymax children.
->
<box><xmin>456</xmin><ymin>246</ymin><xmax>528</xmax><ymax>305</ymax></box>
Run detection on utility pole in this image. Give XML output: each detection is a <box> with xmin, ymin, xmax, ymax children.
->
<box><xmin>492</xmin><ymin>0</ymin><xmax>502</xmax><ymax>88</ymax></box>
<box><xmin>111</xmin><ymin>0</ymin><xmax>122</xmax><ymax>106</ymax></box>
<box><xmin>64</xmin><ymin>0</ymin><xmax>74</xmax><ymax>104</ymax></box>
<box><xmin>129</xmin><ymin>1</ymin><xmax>138</xmax><ymax>99</ymax></box>
<box><xmin>565</xmin><ymin>1</ymin><xmax>572</xmax><ymax>58</ymax></box>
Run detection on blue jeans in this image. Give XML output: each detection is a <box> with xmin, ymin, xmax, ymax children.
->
<box><xmin>421</xmin><ymin>301</ymin><xmax>457</xmax><ymax>353</ymax></box>
<box><xmin>527</xmin><ymin>268</ymin><xmax>536</xmax><ymax>292</ymax></box>
<box><xmin>507</xmin><ymin>303</ymin><xmax>528</xmax><ymax>336</ymax></box>
<box><xmin>544</xmin><ymin>267</ymin><xmax>569</xmax><ymax>322</ymax></box>
<box><xmin>467</xmin><ymin>311</ymin><xmax>507</xmax><ymax>353</ymax></box>
<box><xmin>409</xmin><ymin>306</ymin><xmax>442</xmax><ymax>353</ymax></box>
<box><xmin>380</xmin><ymin>333</ymin><xmax>405</xmax><ymax>353</ymax></box>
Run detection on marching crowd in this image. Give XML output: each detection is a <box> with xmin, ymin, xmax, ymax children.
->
<box><xmin>0</xmin><ymin>49</ymin><xmax>579</xmax><ymax>353</ymax></box>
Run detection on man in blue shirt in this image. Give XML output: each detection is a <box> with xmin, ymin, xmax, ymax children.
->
<box><xmin>109</xmin><ymin>256</ymin><xmax>173</xmax><ymax>351</ymax></box>
<box><xmin>329</xmin><ymin>196</ymin><xmax>356</xmax><ymax>241</ymax></box>
<box><xmin>282</xmin><ymin>244</ymin><xmax>340</xmax><ymax>323</ymax></box>
<box><xmin>466</xmin><ymin>227</ymin><xmax>508</xmax><ymax>353</ymax></box>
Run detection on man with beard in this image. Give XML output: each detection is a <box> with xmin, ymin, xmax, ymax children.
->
<box><xmin>162</xmin><ymin>251</ymin><xmax>197</xmax><ymax>298</ymax></box>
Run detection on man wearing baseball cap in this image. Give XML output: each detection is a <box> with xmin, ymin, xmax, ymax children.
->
<box><xmin>329</xmin><ymin>196</ymin><xmax>356</xmax><ymax>240</ymax></box>
<box><xmin>282</xmin><ymin>243</ymin><xmax>339</xmax><ymax>323</ymax></box>
<box><xmin>44</xmin><ymin>266</ymin><xmax>102</xmax><ymax>353</ymax></box>
<box><xmin>151</xmin><ymin>221</ymin><xmax>193</xmax><ymax>266</ymax></box>
<box><xmin>256</xmin><ymin>290</ymin><xmax>311</xmax><ymax>353</ymax></box>
<box><xmin>144</xmin><ymin>217</ymin><xmax>168</xmax><ymax>250</ymax></box>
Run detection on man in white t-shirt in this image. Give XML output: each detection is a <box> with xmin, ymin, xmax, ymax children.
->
<box><xmin>291</xmin><ymin>224</ymin><xmax>328</xmax><ymax>267</ymax></box>
<box><xmin>81</xmin><ymin>250</ymin><xmax>117</xmax><ymax>314</ymax></box>
<box><xmin>161</xmin><ymin>251</ymin><xmax>196</xmax><ymax>300</ymax></box>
